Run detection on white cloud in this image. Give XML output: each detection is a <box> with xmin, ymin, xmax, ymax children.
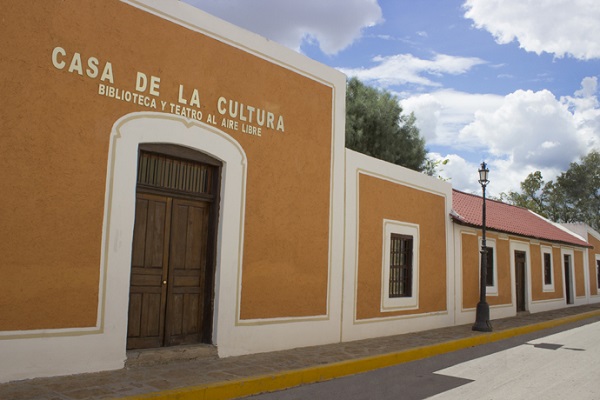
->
<box><xmin>464</xmin><ymin>0</ymin><xmax>600</xmax><ymax>60</ymax></box>
<box><xmin>561</xmin><ymin>76</ymin><xmax>600</xmax><ymax>150</ymax></box>
<box><xmin>460</xmin><ymin>89</ymin><xmax>587</xmax><ymax>169</ymax></box>
<box><xmin>401</xmin><ymin>90</ymin><xmax>503</xmax><ymax>145</ymax></box>
<box><xmin>339</xmin><ymin>53</ymin><xmax>486</xmax><ymax>88</ymax></box>
<box><xmin>406</xmin><ymin>78</ymin><xmax>600</xmax><ymax>196</ymax></box>
<box><xmin>429</xmin><ymin>153</ymin><xmax>563</xmax><ymax>199</ymax></box>
<box><xmin>181</xmin><ymin>0</ymin><xmax>382</xmax><ymax>55</ymax></box>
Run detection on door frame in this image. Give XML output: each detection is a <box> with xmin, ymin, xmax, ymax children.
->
<box><xmin>510</xmin><ymin>241</ymin><xmax>530</xmax><ymax>313</ymax></box>
<box><xmin>128</xmin><ymin>175</ymin><xmax>219</xmax><ymax>349</ymax></box>
<box><xmin>134</xmin><ymin>144</ymin><xmax>222</xmax><ymax>347</ymax></box>
<box><xmin>102</xmin><ymin>113</ymin><xmax>248</xmax><ymax>356</ymax></box>
<box><xmin>562</xmin><ymin>248</ymin><xmax>575</xmax><ymax>305</ymax></box>
<box><xmin>514</xmin><ymin>250</ymin><xmax>527</xmax><ymax>312</ymax></box>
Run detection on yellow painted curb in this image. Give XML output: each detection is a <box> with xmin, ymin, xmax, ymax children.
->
<box><xmin>119</xmin><ymin>310</ymin><xmax>600</xmax><ymax>400</ymax></box>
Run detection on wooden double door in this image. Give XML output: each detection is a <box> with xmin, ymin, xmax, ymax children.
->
<box><xmin>127</xmin><ymin>145</ymin><xmax>220</xmax><ymax>350</ymax></box>
<box><xmin>127</xmin><ymin>192</ymin><xmax>214</xmax><ymax>349</ymax></box>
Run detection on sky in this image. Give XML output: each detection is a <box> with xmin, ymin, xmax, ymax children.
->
<box><xmin>181</xmin><ymin>0</ymin><xmax>600</xmax><ymax>197</ymax></box>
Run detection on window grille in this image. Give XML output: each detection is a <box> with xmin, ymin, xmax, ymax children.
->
<box><xmin>137</xmin><ymin>151</ymin><xmax>214</xmax><ymax>196</ymax></box>
<box><xmin>544</xmin><ymin>253</ymin><xmax>552</xmax><ymax>285</ymax></box>
<box><xmin>389</xmin><ymin>234</ymin><xmax>413</xmax><ymax>298</ymax></box>
<box><xmin>485</xmin><ymin>247</ymin><xmax>494</xmax><ymax>287</ymax></box>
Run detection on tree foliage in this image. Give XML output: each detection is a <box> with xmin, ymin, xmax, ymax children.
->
<box><xmin>502</xmin><ymin>150</ymin><xmax>600</xmax><ymax>230</ymax></box>
<box><xmin>345</xmin><ymin>77</ymin><xmax>427</xmax><ymax>171</ymax></box>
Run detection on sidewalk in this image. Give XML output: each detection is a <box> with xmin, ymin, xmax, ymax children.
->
<box><xmin>2</xmin><ymin>304</ymin><xmax>600</xmax><ymax>400</ymax></box>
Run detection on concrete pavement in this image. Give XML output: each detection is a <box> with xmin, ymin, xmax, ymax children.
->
<box><xmin>1</xmin><ymin>304</ymin><xmax>600</xmax><ymax>400</ymax></box>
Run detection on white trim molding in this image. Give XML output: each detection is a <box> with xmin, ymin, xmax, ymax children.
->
<box><xmin>381</xmin><ymin>220</ymin><xmax>420</xmax><ymax>311</ymax></box>
<box><xmin>561</xmin><ymin>248</ymin><xmax>576</xmax><ymax>306</ymax></box>
<box><xmin>541</xmin><ymin>245</ymin><xmax>556</xmax><ymax>292</ymax></box>
<box><xmin>480</xmin><ymin>237</ymin><xmax>498</xmax><ymax>296</ymax></box>
<box><xmin>510</xmin><ymin>240</ymin><xmax>531</xmax><ymax>314</ymax></box>
<box><xmin>343</xmin><ymin>149</ymin><xmax>454</xmax><ymax>342</ymax></box>
<box><xmin>595</xmin><ymin>254</ymin><xmax>600</xmax><ymax>292</ymax></box>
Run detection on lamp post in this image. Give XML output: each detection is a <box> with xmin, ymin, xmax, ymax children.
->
<box><xmin>472</xmin><ymin>162</ymin><xmax>493</xmax><ymax>332</ymax></box>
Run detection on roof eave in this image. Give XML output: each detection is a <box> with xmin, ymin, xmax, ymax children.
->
<box><xmin>450</xmin><ymin>216</ymin><xmax>592</xmax><ymax>249</ymax></box>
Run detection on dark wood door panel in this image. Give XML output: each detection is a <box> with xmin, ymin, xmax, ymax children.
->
<box><xmin>127</xmin><ymin>193</ymin><xmax>171</xmax><ymax>350</ymax></box>
<box><xmin>164</xmin><ymin>198</ymin><xmax>210</xmax><ymax>346</ymax></box>
<box><xmin>128</xmin><ymin>147</ymin><xmax>219</xmax><ymax>351</ymax></box>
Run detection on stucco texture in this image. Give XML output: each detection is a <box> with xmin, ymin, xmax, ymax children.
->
<box><xmin>461</xmin><ymin>233</ymin><xmax>512</xmax><ymax>309</ymax></box>
<box><xmin>355</xmin><ymin>173</ymin><xmax>448</xmax><ymax>320</ymax></box>
<box><xmin>0</xmin><ymin>0</ymin><xmax>333</xmax><ymax>330</ymax></box>
<box><xmin>531</xmin><ymin>245</ymin><xmax>561</xmax><ymax>301</ymax></box>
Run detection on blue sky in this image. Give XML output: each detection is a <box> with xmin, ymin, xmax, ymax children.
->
<box><xmin>182</xmin><ymin>0</ymin><xmax>600</xmax><ymax>196</ymax></box>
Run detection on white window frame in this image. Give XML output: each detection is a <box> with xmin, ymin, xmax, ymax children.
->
<box><xmin>541</xmin><ymin>246</ymin><xmax>555</xmax><ymax>292</ymax></box>
<box><xmin>480</xmin><ymin>237</ymin><xmax>498</xmax><ymax>296</ymax></box>
<box><xmin>595</xmin><ymin>254</ymin><xmax>600</xmax><ymax>291</ymax></box>
<box><xmin>381</xmin><ymin>220</ymin><xmax>419</xmax><ymax>311</ymax></box>
<box><xmin>561</xmin><ymin>248</ymin><xmax>575</xmax><ymax>304</ymax></box>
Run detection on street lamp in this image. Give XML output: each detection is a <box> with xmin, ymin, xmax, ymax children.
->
<box><xmin>472</xmin><ymin>161</ymin><xmax>493</xmax><ymax>332</ymax></box>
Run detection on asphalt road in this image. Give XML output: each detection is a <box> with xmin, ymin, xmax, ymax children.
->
<box><xmin>242</xmin><ymin>319</ymin><xmax>600</xmax><ymax>400</ymax></box>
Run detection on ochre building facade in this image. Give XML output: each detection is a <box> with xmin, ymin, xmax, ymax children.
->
<box><xmin>1</xmin><ymin>0</ymin><xmax>597</xmax><ymax>383</ymax></box>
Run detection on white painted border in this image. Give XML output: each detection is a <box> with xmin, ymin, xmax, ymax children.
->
<box><xmin>561</xmin><ymin>248</ymin><xmax>577</xmax><ymax>306</ymax></box>
<box><xmin>343</xmin><ymin>149</ymin><xmax>454</xmax><ymax>342</ymax></box>
<box><xmin>381</xmin><ymin>220</ymin><xmax>420</xmax><ymax>311</ymax></box>
<box><xmin>510</xmin><ymin>240</ymin><xmax>531</xmax><ymax>314</ymax></box>
<box><xmin>121</xmin><ymin>0</ymin><xmax>347</xmax><ymax>332</ymax></box>
<box><xmin>576</xmin><ymin>248</ymin><xmax>590</xmax><ymax>302</ymax></box>
<box><xmin>100</xmin><ymin>106</ymin><xmax>345</xmax><ymax>359</ymax></box>
<box><xmin>114</xmin><ymin>1</ymin><xmax>347</xmax><ymax>356</ymax></box>
<box><xmin>107</xmin><ymin>113</ymin><xmax>249</xmax><ymax>353</ymax></box>
<box><xmin>121</xmin><ymin>0</ymin><xmax>345</xmax><ymax>86</ymax></box>
<box><xmin>541</xmin><ymin>245</ymin><xmax>555</xmax><ymax>292</ymax></box>
<box><xmin>596</xmin><ymin>254</ymin><xmax>600</xmax><ymax>291</ymax></box>
<box><xmin>453</xmin><ymin>228</ymin><xmax>469</xmax><ymax>325</ymax></box>
<box><xmin>1</xmin><ymin>112</ymin><xmax>251</xmax><ymax>383</ymax></box>
<box><xmin>479</xmin><ymin>237</ymin><xmax>498</xmax><ymax>296</ymax></box>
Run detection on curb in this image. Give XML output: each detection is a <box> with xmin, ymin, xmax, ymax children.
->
<box><xmin>120</xmin><ymin>310</ymin><xmax>600</xmax><ymax>400</ymax></box>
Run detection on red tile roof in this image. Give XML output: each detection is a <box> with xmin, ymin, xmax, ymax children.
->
<box><xmin>452</xmin><ymin>189</ymin><xmax>590</xmax><ymax>248</ymax></box>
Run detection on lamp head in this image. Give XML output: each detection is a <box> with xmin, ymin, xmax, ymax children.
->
<box><xmin>478</xmin><ymin>162</ymin><xmax>489</xmax><ymax>187</ymax></box>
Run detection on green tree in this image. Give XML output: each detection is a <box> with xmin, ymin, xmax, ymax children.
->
<box><xmin>345</xmin><ymin>77</ymin><xmax>427</xmax><ymax>171</ymax></box>
<box><xmin>556</xmin><ymin>150</ymin><xmax>600</xmax><ymax>229</ymax></box>
<box><xmin>503</xmin><ymin>171</ymin><xmax>549</xmax><ymax>216</ymax></box>
<box><xmin>502</xmin><ymin>150</ymin><xmax>600</xmax><ymax>230</ymax></box>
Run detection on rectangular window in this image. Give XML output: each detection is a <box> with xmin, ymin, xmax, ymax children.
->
<box><xmin>544</xmin><ymin>252</ymin><xmax>552</xmax><ymax>285</ymax></box>
<box><xmin>485</xmin><ymin>246</ymin><xmax>494</xmax><ymax>287</ymax></box>
<box><xmin>389</xmin><ymin>234</ymin><xmax>413</xmax><ymax>298</ymax></box>
<box><xmin>479</xmin><ymin>238</ymin><xmax>497</xmax><ymax>295</ymax></box>
<box><xmin>541</xmin><ymin>246</ymin><xmax>554</xmax><ymax>291</ymax></box>
<box><xmin>382</xmin><ymin>220</ymin><xmax>419</xmax><ymax>311</ymax></box>
<box><xmin>597</xmin><ymin>259</ymin><xmax>600</xmax><ymax>289</ymax></box>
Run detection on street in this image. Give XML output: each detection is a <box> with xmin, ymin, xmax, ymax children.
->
<box><xmin>429</xmin><ymin>321</ymin><xmax>600</xmax><ymax>399</ymax></box>
<box><xmin>243</xmin><ymin>320</ymin><xmax>600</xmax><ymax>400</ymax></box>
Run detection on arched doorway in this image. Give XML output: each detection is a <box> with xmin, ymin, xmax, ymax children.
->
<box><xmin>126</xmin><ymin>144</ymin><xmax>221</xmax><ymax>349</ymax></box>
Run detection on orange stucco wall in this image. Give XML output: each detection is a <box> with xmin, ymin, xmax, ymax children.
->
<box><xmin>355</xmin><ymin>174</ymin><xmax>448</xmax><ymax>320</ymax></box>
<box><xmin>0</xmin><ymin>1</ymin><xmax>334</xmax><ymax>330</ymax></box>
<box><xmin>495</xmin><ymin>238</ymin><xmax>511</xmax><ymax>304</ymax></box>
<box><xmin>461</xmin><ymin>233</ymin><xmax>480</xmax><ymax>309</ymax></box>
<box><xmin>461</xmin><ymin>233</ymin><xmax>511</xmax><ymax>309</ymax></box>
<box><xmin>575</xmin><ymin>250</ymin><xmax>586</xmax><ymax>298</ymax></box>
<box><xmin>588</xmin><ymin>233</ymin><xmax>600</xmax><ymax>296</ymax></box>
<box><xmin>530</xmin><ymin>244</ymin><xmax>563</xmax><ymax>301</ymax></box>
